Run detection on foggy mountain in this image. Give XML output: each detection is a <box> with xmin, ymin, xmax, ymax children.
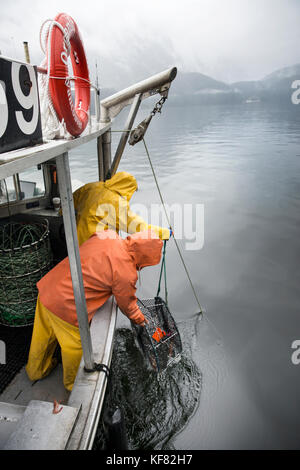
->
<box><xmin>231</xmin><ymin>63</ymin><xmax>300</xmax><ymax>103</ymax></box>
<box><xmin>169</xmin><ymin>64</ymin><xmax>300</xmax><ymax>105</ymax></box>
<box><xmin>170</xmin><ymin>71</ymin><xmax>240</xmax><ymax>105</ymax></box>
<box><xmin>95</xmin><ymin>63</ymin><xmax>300</xmax><ymax>108</ymax></box>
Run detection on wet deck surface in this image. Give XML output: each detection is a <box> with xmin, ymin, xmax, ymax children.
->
<box><xmin>0</xmin><ymin>325</ymin><xmax>33</xmax><ymax>395</ymax></box>
<box><xmin>0</xmin><ymin>364</ymin><xmax>70</xmax><ymax>449</ymax></box>
<box><xmin>0</xmin><ymin>322</ymin><xmax>69</xmax><ymax>406</ymax></box>
<box><xmin>0</xmin><ymin>364</ymin><xmax>70</xmax><ymax>406</ymax></box>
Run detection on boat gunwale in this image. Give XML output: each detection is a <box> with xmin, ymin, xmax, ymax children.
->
<box><xmin>66</xmin><ymin>296</ymin><xmax>118</xmax><ymax>450</ymax></box>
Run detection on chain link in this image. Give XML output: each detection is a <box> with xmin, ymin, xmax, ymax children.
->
<box><xmin>128</xmin><ymin>94</ymin><xmax>168</xmax><ymax>146</ymax></box>
<box><xmin>150</xmin><ymin>96</ymin><xmax>167</xmax><ymax>117</ymax></box>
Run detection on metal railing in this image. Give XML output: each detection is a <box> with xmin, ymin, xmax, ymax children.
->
<box><xmin>97</xmin><ymin>67</ymin><xmax>177</xmax><ymax>181</ymax></box>
<box><xmin>100</xmin><ymin>67</ymin><xmax>177</xmax><ymax>123</ymax></box>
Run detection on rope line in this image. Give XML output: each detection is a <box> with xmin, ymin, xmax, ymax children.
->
<box><xmin>39</xmin><ymin>19</ymin><xmax>67</xmax><ymax>139</ymax></box>
<box><xmin>141</xmin><ymin>135</ymin><xmax>225</xmax><ymax>342</ymax></box>
<box><xmin>109</xmin><ymin>128</ymin><xmax>203</xmax><ymax>314</ymax></box>
<box><xmin>142</xmin><ymin>137</ymin><xmax>203</xmax><ymax>315</ymax></box>
<box><xmin>50</xmin><ymin>75</ymin><xmax>95</xmax><ymax>86</ymax></box>
<box><xmin>156</xmin><ymin>240</ymin><xmax>168</xmax><ymax>305</ymax></box>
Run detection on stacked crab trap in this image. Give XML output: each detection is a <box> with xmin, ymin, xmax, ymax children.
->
<box><xmin>0</xmin><ymin>220</ymin><xmax>53</xmax><ymax>326</ymax></box>
<box><xmin>132</xmin><ymin>297</ymin><xmax>182</xmax><ymax>373</ymax></box>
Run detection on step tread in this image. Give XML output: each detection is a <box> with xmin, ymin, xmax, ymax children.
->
<box><xmin>4</xmin><ymin>399</ymin><xmax>80</xmax><ymax>450</ymax></box>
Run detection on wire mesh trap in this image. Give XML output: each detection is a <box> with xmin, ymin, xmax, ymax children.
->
<box><xmin>132</xmin><ymin>297</ymin><xmax>182</xmax><ymax>373</ymax></box>
<box><xmin>0</xmin><ymin>220</ymin><xmax>53</xmax><ymax>327</ymax></box>
<box><xmin>0</xmin><ymin>324</ymin><xmax>33</xmax><ymax>394</ymax></box>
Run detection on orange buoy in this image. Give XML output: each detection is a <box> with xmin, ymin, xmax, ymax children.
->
<box><xmin>47</xmin><ymin>13</ymin><xmax>90</xmax><ymax>137</ymax></box>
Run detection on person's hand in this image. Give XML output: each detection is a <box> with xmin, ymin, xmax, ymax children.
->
<box><xmin>140</xmin><ymin>318</ymin><xmax>149</xmax><ymax>327</ymax></box>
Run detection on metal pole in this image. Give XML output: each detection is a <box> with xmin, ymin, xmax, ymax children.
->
<box><xmin>97</xmin><ymin>135</ymin><xmax>105</xmax><ymax>181</ymax></box>
<box><xmin>102</xmin><ymin>130</ymin><xmax>112</xmax><ymax>180</ymax></box>
<box><xmin>95</xmin><ymin>88</ymin><xmax>101</xmax><ymax>123</ymax></box>
<box><xmin>13</xmin><ymin>174</ymin><xmax>22</xmax><ymax>201</ymax></box>
<box><xmin>56</xmin><ymin>152</ymin><xmax>95</xmax><ymax>370</ymax></box>
<box><xmin>110</xmin><ymin>93</ymin><xmax>142</xmax><ymax>177</ymax></box>
<box><xmin>95</xmin><ymin>60</ymin><xmax>100</xmax><ymax>123</ymax></box>
<box><xmin>23</xmin><ymin>41</ymin><xmax>30</xmax><ymax>64</ymax></box>
<box><xmin>101</xmin><ymin>67</ymin><xmax>177</xmax><ymax>122</ymax></box>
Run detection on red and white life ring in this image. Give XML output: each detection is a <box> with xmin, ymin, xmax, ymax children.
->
<box><xmin>46</xmin><ymin>13</ymin><xmax>90</xmax><ymax>137</ymax></box>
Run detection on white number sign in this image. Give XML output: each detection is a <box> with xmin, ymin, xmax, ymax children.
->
<box><xmin>0</xmin><ymin>57</ymin><xmax>42</xmax><ymax>153</ymax></box>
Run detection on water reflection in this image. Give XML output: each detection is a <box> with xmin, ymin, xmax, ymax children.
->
<box><xmin>71</xmin><ymin>103</ymin><xmax>300</xmax><ymax>448</ymax></box>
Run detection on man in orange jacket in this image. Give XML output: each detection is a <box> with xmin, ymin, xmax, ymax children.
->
<box><xmin>26</xmin><ymin>229</ymin><xmax>162</xmax><ymax>391</ymax></box>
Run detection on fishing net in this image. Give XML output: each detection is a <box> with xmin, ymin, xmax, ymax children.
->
<box><xmin>132</xmin><ymin>297</ymin><xmax>182</xmax><ymax>373</ymax></box>
<box><xmin>0</xmin><ymin>220</ymin><xmax>53</xmax><ymax>326</ymax></box>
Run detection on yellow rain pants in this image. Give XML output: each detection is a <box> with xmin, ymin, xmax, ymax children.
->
<box><xmin>25</xmin><ymin>296</ymin><xmax>82</xmax><ymax>391</ymax></box>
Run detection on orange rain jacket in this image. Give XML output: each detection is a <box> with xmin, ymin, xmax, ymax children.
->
<box><xmin>37</xmin><ymin>229</ymin><xmax>163</xmax><ymax>327</ymax></box>
<box><xmin>73</xmin><ymin>172</ymin><xmax>170</xmax><ymax>246</ymax></box>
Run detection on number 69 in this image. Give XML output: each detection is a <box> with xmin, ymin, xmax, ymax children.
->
<box><xmin>0</xmin><ymin>62</ymin><xmax>39</xmax><ymax>139</ymax></box>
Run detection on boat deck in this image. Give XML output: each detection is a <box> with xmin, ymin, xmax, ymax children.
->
<box><xmin>0</xmin><ymin>325</ymin><xmax>33</xmax><ymax>396</ymax></box>
<box><xmin>0</xmin><ymin>297</ymin><xmax>117</xmax><ymax>450</ymax></box>
<box><xmin>0</xmin><ymin>365</ymin><xmax>69</xmax><ymax>449</ymax></box>
<box><xmin>0</xmin><ymin>364</ymin><xmax>69</xmax><ymax>407</ymax></box>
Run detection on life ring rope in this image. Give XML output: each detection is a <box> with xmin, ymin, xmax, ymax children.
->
<box><xmin>38</xmin><ymin>20</ymin><xmax>66</xmax><ymax>139</ymax></box>
<box><xmin>39</xmin><ymin>19</ymin><xmax>67</xmax><ymax>55</ymax></box>
<box><xmin>47</xmin><ymin>75</ymin><xmax>93</xmax><ymax>87</ymax></box>
<box><xmin>38</xmin><ymin>14</ymin><xmax>93</xmax><ymax>139</ymax></box>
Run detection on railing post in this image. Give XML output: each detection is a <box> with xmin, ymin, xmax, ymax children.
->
<box><xmin>97</xmin><ymin>135</ymin><xmax>105</xmax><ymax>181</ymax></box>
<box><xmin>102</xmin><ymin>130</ymin><xmax>112</xmax><ymax>180</ymax></box>
<box><xmin>56</xmin><ymin>152</ymin><xmax>95</xmax><ymax>371</ymax></box>
<box><xmin>99</xmin><ymin>67</ymin><xmax>177</xmax><ymax>180</ymax></box>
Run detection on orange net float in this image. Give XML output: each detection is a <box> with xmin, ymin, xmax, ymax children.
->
<box><xmin>46</xmin><ymin>13</ymin><xmax>90</xmax><ymax>137</ymax></box>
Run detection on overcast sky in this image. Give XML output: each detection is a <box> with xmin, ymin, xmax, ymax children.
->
<box><xmin>1</xmin><ymin>0</ymin><xmax>300</xmax><ymax>88</ymax></box>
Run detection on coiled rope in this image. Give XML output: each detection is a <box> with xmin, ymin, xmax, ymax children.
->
<box><xmin>38</xmin><ymin>19</ymin><xmax>96</xmax><ymax>140</ymax></box>
<box><xmin>39</xmin><ymin>19</ymin><xmax>68</xmax><ymax>139</ymax></box>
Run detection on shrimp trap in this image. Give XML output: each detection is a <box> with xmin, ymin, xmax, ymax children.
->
<box><xmin>132</xmin><ymin>297</ymin><xmax>182</xmax><ymax>373</ymax></box>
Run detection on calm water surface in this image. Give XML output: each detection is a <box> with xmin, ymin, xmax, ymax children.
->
<box><xmin>70</xmin><ymin>102</ymin><xmax>300</xmax><ymax>449</ymax></box>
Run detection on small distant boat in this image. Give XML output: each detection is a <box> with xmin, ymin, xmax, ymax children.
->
<box><xmin>245</xmin><ymin>97</ymin><xmax>261</xmax><ymax>103</ymax></box>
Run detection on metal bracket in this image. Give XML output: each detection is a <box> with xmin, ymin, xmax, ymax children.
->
<box><xmin>128</xmin><ymin>92</ymin><xmax>168</xmax><ymax>146</ymax></box>
<box><xmin>110</xmin><ymin>93</ymin><xmax>142</xmax><ymax>176</ymax></box>
<box><xmin>84</xmin><ymin>363</ymin><xmax>110</xmax><ymax>377</ymax></box>
<box><xmin>129</xmin><ymin>115</ymin><xmax>152</xmax><ymax>146</ymax></box>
